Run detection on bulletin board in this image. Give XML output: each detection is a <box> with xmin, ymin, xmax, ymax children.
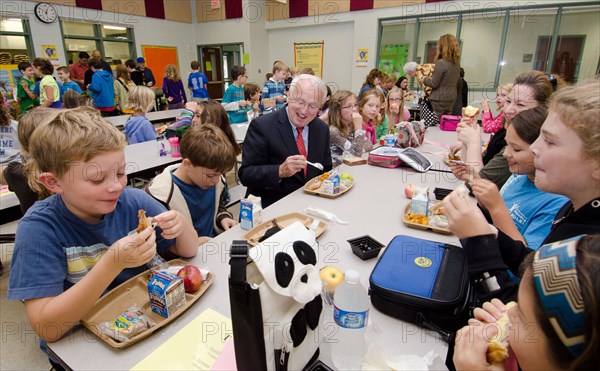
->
<box><xmin>141</xmin><ymin>45</ymin><xmax>179</xmax><ymax>88</ymax></box>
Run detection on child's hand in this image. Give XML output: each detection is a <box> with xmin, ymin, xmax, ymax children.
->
<box><xmin>473</xmin><ymin>299</ymin><xmax>508</xmax><ymax>324</ymax></box>
<box><xmin>453</xmin><ymin>320</ymin><xmax>499</xmax><ymax>370</ymax></box>
<box><xmin>352</xmin><ymin>112</ymin><xmax>363</xmax><ymax>130</ymax></box>
<box><xmin>184</xmin><ymin>101</ymin><xmax>198</xmax><ymax>112</ymax></box>
<box><xmin>471</xmin><ymin>179</ymin><xmax>502</xmax><ymax>211</ymax></box>
<box><xmin>253</xmin><ymin>102</ymin><xmax>260</xmax><ymax>111</ymax></box>
<box><xmin>108</xmin><ymin>227</ymin><xmax>157</xmax><ymax>269</ymax></box>
<box><xmin>457</xmin><ymin>122</ymin><xmax>481</xmax><ymax>147</ymax></box>
<box><xmin>450</xmin><ymin>162</ymin><xmax>469</xmax><ymax>182</ymax></box>
<box><xmin>443</xmin><ymin>188</ymin><xmax>494</xmax><ymax>238</ymax></box>
<box><xmin>154</xmin><ymin>210</ymin><xmax>187</xmax><ymax>240</ymax></box>
<box><xmin>481</xmin><ymin>99</ymin><xmax>490</xmax><ymax>112</ymax></box>
<box><xmin>449</xmin><ymin>142</ymin><xmax>462</xmax><ymax>157</ymax></box>
<box><xmin>238</xmin><ymin>100</ymin><xmax>248</xmax><ymax>107</ymax></box>
<box><xmin>221</xmin><ymin>218</ymin><xmax>238</xmax><ymax>231</ymax></box>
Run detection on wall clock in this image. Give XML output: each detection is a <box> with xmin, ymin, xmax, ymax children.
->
<box><xmin>34</xmin><ymin>2</ymin><xmax>58</xmax><ymax>24</ymax></box>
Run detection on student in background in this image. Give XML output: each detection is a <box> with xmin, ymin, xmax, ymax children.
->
<box><xmin>32</xmin><ymin>58</ymin><xmax>61</xmax><ymax>108</ymax></box>
<box><xmin>480</xmin><ymin>82</ymin><xmax>512</xmax><ymax>134</ymax></box>
<box><xmin>84</xmin><ymin>50</ymin><xmax>112</xmax><ymax>88</ymax></box>
<box><xmin>114</xmin><ymin>64</ymin><xmax>136</xmax><ymax>114</ymax></box>
<box><xmin>125</xmin><ymin>59</ymin><xmax>143</xmax><ymax>86</ymax></box>
<box><xmin>3</xmin><ymin>108</ymin><xmax>59</xmax><ymax>214</ymax></box>
<box><xmin>7</xmin><ymin>108</ymin><xmax>197</xmax><ymax>368</ymax></box>
<box><xmin>358</xmin><ymin>88</ymin><xmax>385</xmax><ymax>145</ymax></box>
<box><xmin>163</xmin><ymin>64</ymin><xmax>187</xmax><ymax>110</ymax></box>
<box><xmin>123</xmin><ymin>86</ymin><xmax>157</xmax><ymax>144</ymax></box>
<box><xmin>61</xmin><ymin>90</ymin><xmax>88</xmax><ymax>109</ymax></box>
<box><xmin>244</xmin><ymin>82</ymin><xmax>262</xmax><ymax>121</ymax></box>
<box><xmin>358</xmin><ymin>68</ymin><xmax>383</xmax><ymax>100</ymax></box>
<box><xmin>87</xmin><ymin>57</ymin><xmax>117</xmax><ymax>116</ymax></box>
<box><xmin>56</xmin><ymin>66</ymin><xmax>83</xmax><ymax>100</ymax></box>
<box><xmin>68</xmin><ymin>51</ymin><xmax>89</xmax><ymax>91</ymax></box>
<box><xmin>264</xmin><ymin>72</ymin><xmax>273</xmax><ymax>84</ymax></box>
<box><xmin>146</xmin><ymin>125</ymin><xmax>238</xmax><ymax>245</ymax></box>
<box><xmin>262</xmin><ymin>61</ymin><xmax>288</xmax><ymax>112</ymax></box>
<box><xmin>199</xmin><ymin>101</ymin><xmax>242</xmax><ymax>156</ymax></box>
<box><xmin>384</xmin><ymin>86</ymin><xmax>406</xmax><ymax>133</ymax></box>
<box><xmin>327</xmin><ymin>90</ymin><xmax>372</xmax><ymax>166</ymax></box>
<box><xmin>221</xmin><ymin>65</ymin><xmax>250</xmax><ymax>123</ymax></box>
<box><xmin>16</xmin><ymin>61</ymin><xmax>38</xmax><ymax>115</ymax></box>
<box><xmin>300</xmin><ymin>67</ymin><xmax>315</xmax><ymax>75</ymax></box>
<box><xmin>188</xmin><ymin>61</ymin><xmax>210</xmax><ymax>103</ymax></box>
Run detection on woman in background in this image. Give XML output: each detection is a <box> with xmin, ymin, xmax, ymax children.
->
<box><xmin>422</xmin><ymin>34</ymin><xmax>461</xmax><ymax>118</ymax></box>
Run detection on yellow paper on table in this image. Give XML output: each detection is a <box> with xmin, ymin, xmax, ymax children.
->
<box><xmin>131</xmin><ymin>308</ymin><xmax>233</xmax><ymax>370</ymax></box>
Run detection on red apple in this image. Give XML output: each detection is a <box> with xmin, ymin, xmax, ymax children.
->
<box><xmin>404</xmin><ymin>184</ymin><xmax>416</xmax><ymax>199</ymax></box>
<box><xmin>177</xmin><ymin>265</ymin><xmax>203</xmax><ymax>293</ymax></box>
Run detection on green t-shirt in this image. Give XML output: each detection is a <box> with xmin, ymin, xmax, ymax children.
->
<box><xmin>16</xmin><ymin>77</ymin><xmax>38</xmax><ymax>113</ymax></box>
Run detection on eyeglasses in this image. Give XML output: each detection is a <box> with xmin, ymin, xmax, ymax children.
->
<box><xmin>388</xmin><ymin>98</ymin><xmax>402</xmax><ymax>102</ymax></box>
<box><xmin>291</xmin><ymin>99</ymin><xmax>320</xmax><ymax>111</ymax></box>
<box><xmin>342</xmin><ymin>104</ymin><xmax>359</xmax><ymax>110</ymax></box>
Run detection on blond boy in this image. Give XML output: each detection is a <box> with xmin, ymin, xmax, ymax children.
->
<box><xmin>262</xmin><ymin>60</ymin><xmax>289</xmax><ymax>111</ymax></box>
<box><xmin>7</xmin><ymin>108</ymin><xmax>197</xmax><ymax>363</ymax></box>
<box><xmin>146</xmin><ymin>124</ymin><xmax>238</xmax><ymax>245</ymax></box>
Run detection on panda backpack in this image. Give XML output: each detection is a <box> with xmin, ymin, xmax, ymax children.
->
<box><xmin>229</xmin><ymin>222</ymin><xmax>323</xmax><ymax>371</ymax></box>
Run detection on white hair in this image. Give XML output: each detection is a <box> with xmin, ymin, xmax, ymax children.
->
<box><xmin>289</xmin><ymin>74</ymin><xmax>327</xmax><ymax>105</ymax></box>
<box><xmin>403</xmin><ymin>62</ymin><xmax>418</xmax><ymax>75</ymax></box>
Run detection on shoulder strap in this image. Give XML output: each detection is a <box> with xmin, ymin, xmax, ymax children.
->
<box><xmin>117</xmin><ymin>78</ymin><xmax>129</xmax><ymax>92</ymax></box>
<box><xmin>229</xmin><ymin>240</ymin><xmax>249</xmax><ymax>284</ymax></box>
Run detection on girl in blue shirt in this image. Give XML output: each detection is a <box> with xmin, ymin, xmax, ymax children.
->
<box><xmin>470</xmin><ymin>106</ymin><xmax>568</xmax><ymax>249</ymax></box>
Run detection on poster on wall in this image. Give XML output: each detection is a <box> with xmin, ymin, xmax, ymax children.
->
<box><xmin>141</xmin><ymin>45</ymin><xmax>178</xmax><ymax>89</ymax></box>
<box><xmin>293</xmin><ymin>41</ymin><xmax>324</xmax><ymax>78</ymax></box>
<box><xmin>378</xmin><ymin>44</ymin><xmax>409</xmax><ymax>78</ymax></box>
<box><xmin>41</xmin><ymin>44</ymin><xmax>59</xmax><ymax>65</ymax></box>
<box><xmin>0</xmin><ymin>65</ymin><xmax>22</xmax><ymax>100</ymax></box>
<box><xmin>356</xmin><ymin>48</ymin><xmax>368</xmax><ymax>67</ymax></box>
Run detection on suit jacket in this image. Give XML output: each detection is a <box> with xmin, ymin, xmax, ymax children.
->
<box><xmin>423</xmin><ymin>59</ymin><xmax>461</xmax><ymax>117</ymax></box>
<box><xmin>238</xmin><ymin>107</ymin><xmax>332</xmax><ymax>208</ymax></box>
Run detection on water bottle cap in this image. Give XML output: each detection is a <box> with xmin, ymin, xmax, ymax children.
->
<box><xmin>344</xmin><ymin>270</ymin><xmax>360</xmax><ymax>284</ymax></box>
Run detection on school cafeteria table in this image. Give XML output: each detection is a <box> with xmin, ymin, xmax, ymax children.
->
<box><xmin>106</xmin><ymin>109</ymin><xmax>183</xmax><ymax>127</ymax></box>
<box><xmin>47</xmin><ymin>157</ymin><xmax>465</xmax><ymax>370</ymax></box>
<box><xmin>124</xmin><ymin>140</ymin><xmax>182</xmax><ymax>178</ymax></box>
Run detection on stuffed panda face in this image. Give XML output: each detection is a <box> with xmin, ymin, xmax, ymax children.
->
<box><xmin>249</xmin><ymin>221</ymin><xmax>322</xmax><ymax>304</ymax></box>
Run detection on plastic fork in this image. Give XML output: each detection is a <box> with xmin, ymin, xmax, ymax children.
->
<box><xmin>306</xmin><ymin>160</ymin><xmax>324</xmax><ymax>171</ymax></box>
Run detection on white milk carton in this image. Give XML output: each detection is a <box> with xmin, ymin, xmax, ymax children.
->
<box><xmin>240</xmin><ymin>195</ymin><xmax>263</xmax><ymax>230</ymax></box>
<box><xmin>410</xmin><ymin>187</ymin><xmax>430</xmax><ymax>216</ymax></box>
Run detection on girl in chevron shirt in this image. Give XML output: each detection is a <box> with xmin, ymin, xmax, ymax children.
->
<box><xmin>454</xmin><ymin>234</ymin><xmax>600</xmax><ymax>370</ymax></box>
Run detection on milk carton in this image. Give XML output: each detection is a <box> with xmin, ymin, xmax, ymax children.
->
<box><xmin>147</xmin><ymin>272</ymin><xmax>186</xmax><ymax>318</ymax></box>
<box><xmin>410</xmin><ymin>187</ymin><xmax>430</xmax><ymax>216</ymax></box>
<box><xmin>240</xmin><ymin>195</ymin><xmax>263</xmax><ymax>230</ymax></box>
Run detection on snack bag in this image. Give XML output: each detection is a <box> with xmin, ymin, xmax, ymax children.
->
<box><xmin>97</xmin><ymin>306</ymin><xmax>156</xmax><ymax>342</ymax></box>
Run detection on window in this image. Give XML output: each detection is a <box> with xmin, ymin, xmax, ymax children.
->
<box><xmin>0</xmin><ymin>18</ymin><xmax>34</xmax><ymax>99</ymax></box>
<box><xmin>378</xmin><ymin>20</ymin><xmax>416</xmax><ymax>79</ymax></box>
<box><xmin>377</xmin><ymin>3</ymin><xmax>600</xmax><ymax>94</ymax></box>
<box><xmin>460</xmin><ymin>12</ymin><xmax>506</xmax><ymax>91</ymax></box>
<box><xmin>61</xmin><ymin>21</ymin><xmax>135</xmax><ymax>66</ymax></box>
<box><xmin>499</xmin><ymin>10</ymin><xmax>557</xmax><ymax>85</ymax></box>
<box><xmin>553</xmin><ymin>8</ymin><xmax>600</xmax><ymax>83</ymax></box>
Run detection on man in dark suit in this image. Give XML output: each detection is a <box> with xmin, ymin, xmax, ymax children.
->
<box><xmin>239</xmin><ymin>74</ymin><xmax>332</xmax><ymax>208</ymax></box>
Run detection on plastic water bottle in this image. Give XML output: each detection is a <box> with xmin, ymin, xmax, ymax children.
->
<box><xmin>331</xmin><ymin>270</ymin><xmax>370</xmax><ymax>370</ymax></box>
<box><xmin>168</xmin><ymin>137</ymin><xmax>181</xmax><ymax>158</ymax></box>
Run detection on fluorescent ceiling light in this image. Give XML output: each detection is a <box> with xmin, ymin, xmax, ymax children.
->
<box><xmin>103</xmin><ymin>25</ymin><xmax>126</xmax><ymax>31</ymax></box>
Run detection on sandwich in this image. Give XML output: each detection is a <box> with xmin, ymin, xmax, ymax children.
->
<box><xmin>487</xmin><ymin>301</ymin><xmax>517</xmax><ymax>364</ymax></box>
<box><xmin>136</xmin><ymin>210</ymin><xmax>157</xmax><ymax>233</ymax></box>
<box><xmin>464</xmin><ymin>105</ymin><xmax>480</xmax><ymax>118</ymax></box>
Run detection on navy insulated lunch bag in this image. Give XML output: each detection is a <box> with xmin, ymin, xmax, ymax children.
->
<box><xmin>369</xmin><ymin>235</ymin><xmax>473</xmax><ymax>341</ymax></box>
